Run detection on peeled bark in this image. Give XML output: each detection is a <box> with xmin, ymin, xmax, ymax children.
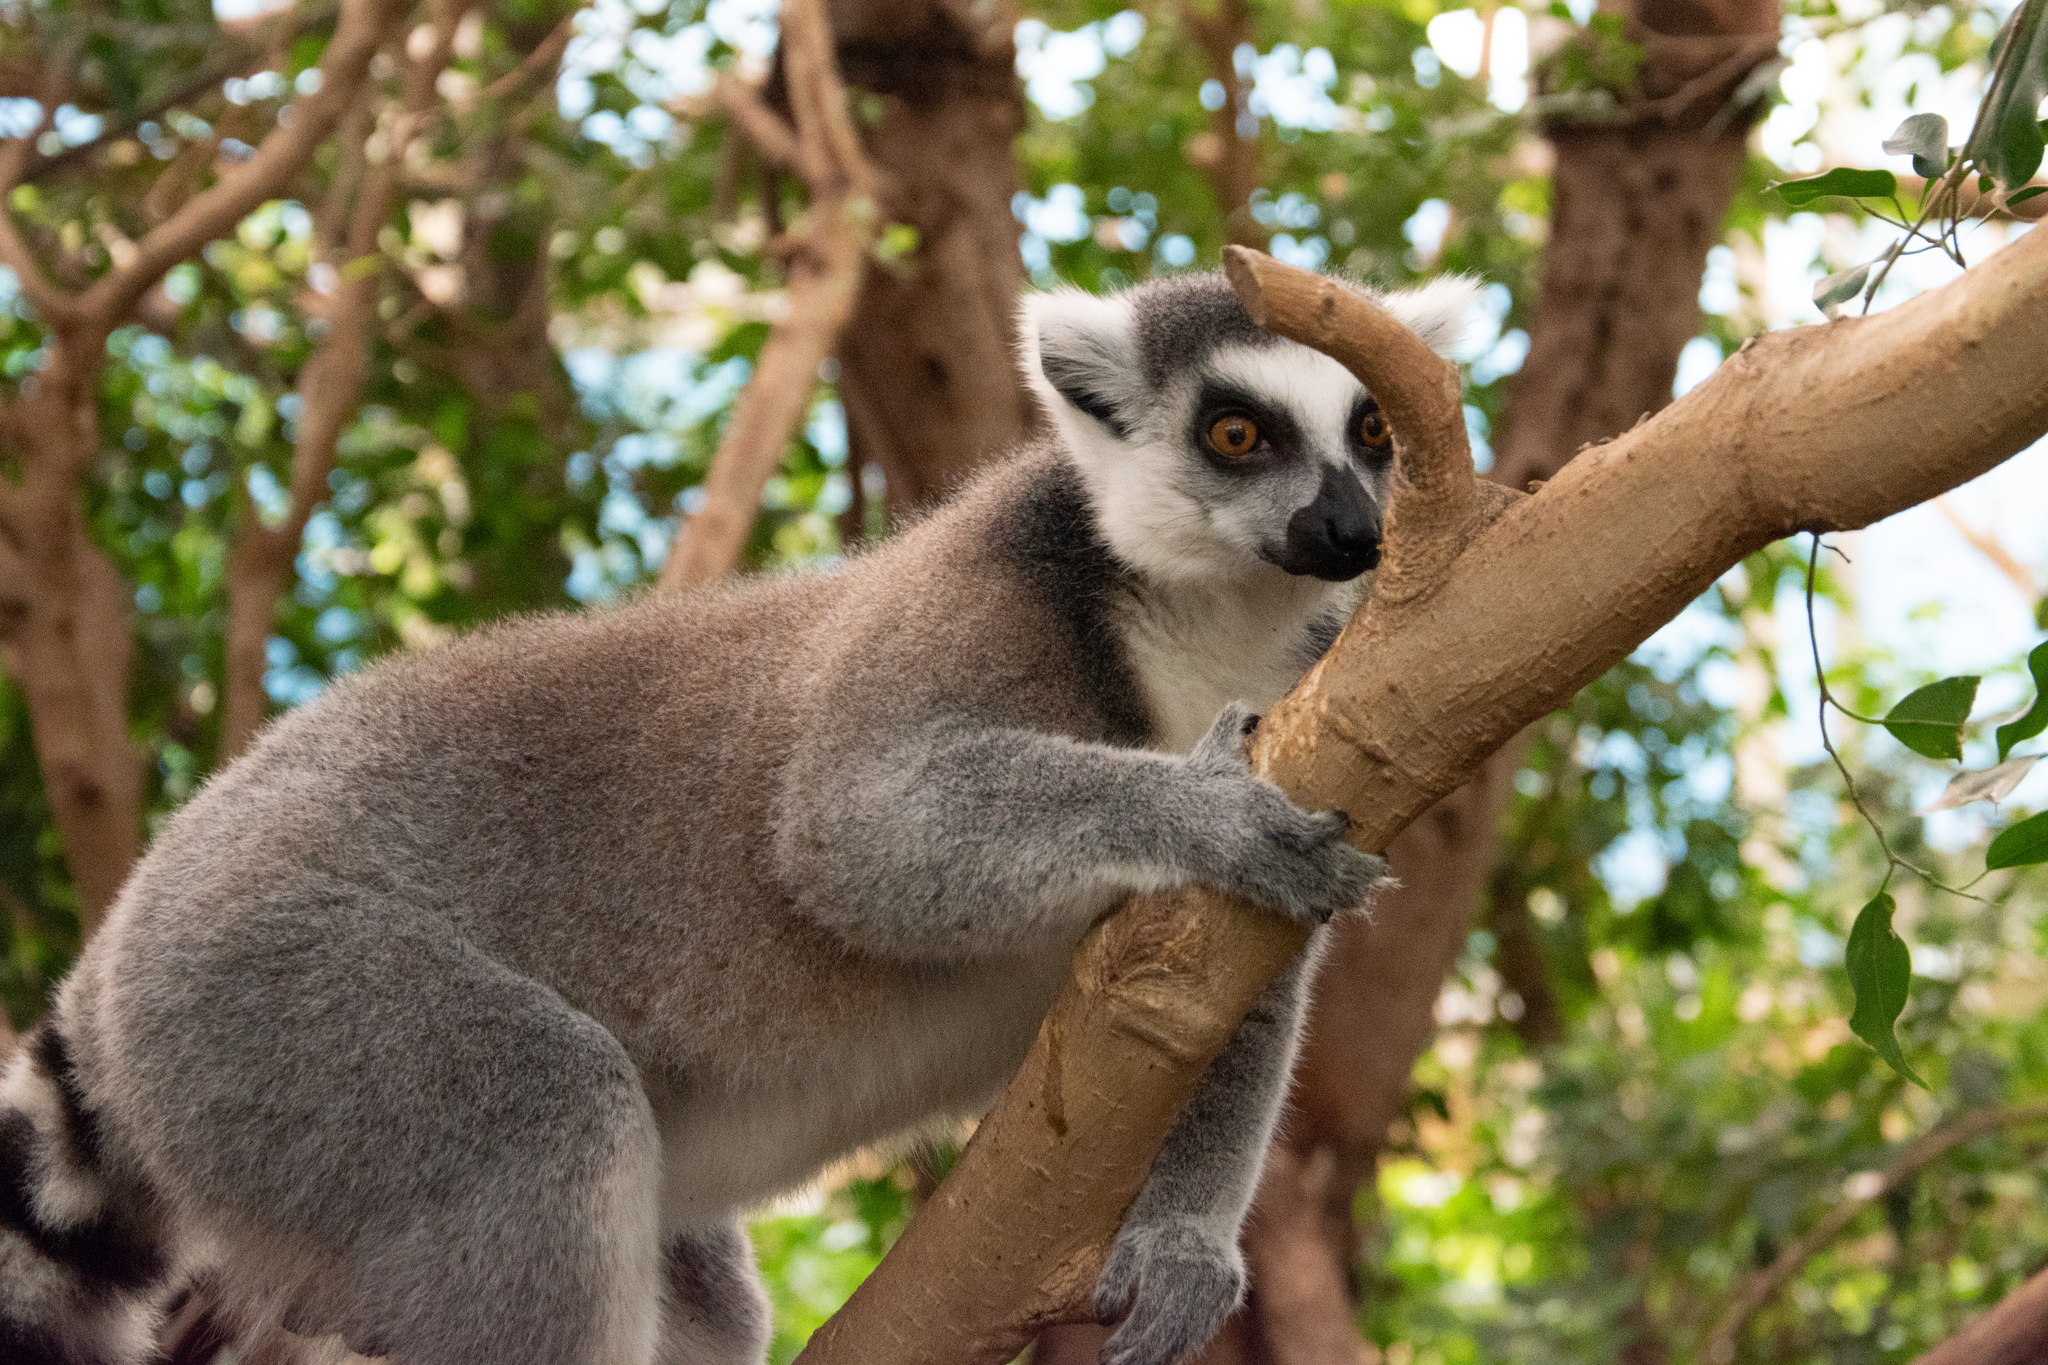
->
<box><xmin>827</xmin><ymin>0</ymin><xmax>1031</xmax><ymax>517</ymax></box>
<box><xmin>796</xmin><ymin>222</ymin><xmax>2048</xmax><ymax>1365</ymax></box>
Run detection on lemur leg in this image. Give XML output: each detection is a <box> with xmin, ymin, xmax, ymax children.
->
<box><xmin>1094</xmin><ymin>943</ymin><xmax>1319</xmax><ymax>1365</ymax></box>
<box><xmin>100</xmin><ymin>898</ymin><xmax>666</xmax><ymax>1365</ymax></box>
<box><xmin>656</xmin><ymin>1222</ymin><xmax>771</xmax><ymax>1365</ymax></box>
<box><xmin>782</xmin><ymin>704</ymin><xmax>1382</xmax><ymax>960</ymax></box>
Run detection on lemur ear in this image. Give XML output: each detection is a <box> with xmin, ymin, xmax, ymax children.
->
<box><xmin>1019</xmin><ymin>289</ymin><xmax>1142</xmax><ymax>439</ymax></box>
<box><xmin>1377</xmin><ymin>275</ymin><xmax>1489</xmax><ymax>360</ymax></box>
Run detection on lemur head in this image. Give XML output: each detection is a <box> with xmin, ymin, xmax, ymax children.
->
<box><xmin>1020</xmin><ymin>271</ymin><xmax>1483</xmax><ymax>587</ymax></box>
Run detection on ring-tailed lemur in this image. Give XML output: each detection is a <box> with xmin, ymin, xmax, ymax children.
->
<box><xmin>0</xmin><ymin>268</ymin><xmax>1478</xmax><ymax>1365</ymax></box>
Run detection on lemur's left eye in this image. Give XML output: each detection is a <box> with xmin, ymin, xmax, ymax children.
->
<box><xmin>1359</xmin><ymin>402</ymin><xmax>1391</xmax><ymax>450</ymax></box>
<box><xmin>1208</xmin><ymin>415</ymin><xmax>1259</xmax><ymax>457</ymax></box>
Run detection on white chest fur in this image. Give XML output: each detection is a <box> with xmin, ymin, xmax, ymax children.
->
<box><xmin>1118</xmin><ymin>573</ymin><xmax>1360</xmax><ymax>754</ymax></box>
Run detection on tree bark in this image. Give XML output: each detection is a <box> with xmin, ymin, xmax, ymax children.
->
<box><xmin>1907</xmin><ymin>1261</ymin><xmax>2048</xmax><ymax>1365</ymax></box>
<box><xmin>826</xmin><ymin>0</ymin><xmax>1031</xmax><ymax>520</ymax></box>
<box><xmin>1195</xmin><ymin>0</ymin><xmax>1786</xmax><ymax>1352</ymax></box>
<box><xmin>795</xmin><ymin>224</ymin><xmax>2048</xmax><ymax>1365</ymax></box>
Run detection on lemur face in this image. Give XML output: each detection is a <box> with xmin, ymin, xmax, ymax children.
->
<box><xmin>1022</xmin><ymin>271</ymin><xmax>1481</xmax><ymax>587</ymax></box>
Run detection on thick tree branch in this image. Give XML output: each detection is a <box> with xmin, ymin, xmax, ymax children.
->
<box><xmin>1703</xmin><ymin>1101</ymin><xmax>2048</xmax><ymax>1362</ymax></box>
<box><xmin>655</xmin><ymin>0</ymin><xmax>878</xmax><ymax>594</ymax></box>
<box><xmin>797</xmin><ymin>224</ymin><xmax>2048</xmax><ymax>1365</ymax></box>
<box><xmin>1908</xmin><ymin>1259</ymin><xmax>2048</xmax><ymax>1365</ymax></box>
<box><xmin>712</xmin><ymin>74</ymin><xmax>809</xmax><ymax>178</ymax></box>
<box><xmin>0</xmin><ymin>0</ymin><xmax>407</xmax><ymax>932</ymax></box>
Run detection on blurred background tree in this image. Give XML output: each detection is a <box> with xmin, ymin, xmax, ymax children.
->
<box><xmin>0</xmin><ymin>0</ymin><xmax>2044</xmax><ymax>1361</ymax></box>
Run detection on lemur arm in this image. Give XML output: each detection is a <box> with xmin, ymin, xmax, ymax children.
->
<box><xmin>775</xmin><ymin>706</ymin><xmax>1378</xmax><ymax>961</ymax></box>
<box><xmin>1094</xmin><ymin>950</ymin><xmax>1315</xmax><ymax>1365</ymax></box>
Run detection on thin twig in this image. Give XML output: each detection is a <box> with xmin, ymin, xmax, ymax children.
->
<box><xmin>1704</xmin><ymin>1100</ymin><xmax>2048</xmax><ymax>1362</ymax></box>
<box><xmin>0</xmin><ymin>60</ymin><xmax>81</xmax><ymax>324</ymax></box>
<box><xmin>1936</xmin><ymin>498</ymin><xmax>2038</xmax><ymax>604</ymax></box>
<box><xmin>1803</xmin><ymin>533</ymin><xmax>1986</xmax><ymax>900</ymax></box>
<box><xmin>24</xmin><ymin>3</ymin><xmax>343</xmax><ymax>184</ymax></box>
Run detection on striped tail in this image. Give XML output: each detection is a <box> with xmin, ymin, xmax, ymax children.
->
<box><xmin>0</xmin><ymin>1023</ymin><xmax>166</xmax><ymax>1364</ymax></box>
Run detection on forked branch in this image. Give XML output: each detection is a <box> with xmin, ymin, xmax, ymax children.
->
<box><xmin>796</xmin><ymin>226</ymin><xmax>2048</xmax><ymax>1365</ymax></box>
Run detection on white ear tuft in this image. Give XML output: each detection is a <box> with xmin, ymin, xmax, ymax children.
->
<box><xmin>1378</xmin><ymin>275</ymin><xmax>1490</xmax><ymax>360</ymax></box>
<box><xmin>1017</xmin><ymin>288</ymin><xmax>1142</xmax><ymax>434</ymax></box>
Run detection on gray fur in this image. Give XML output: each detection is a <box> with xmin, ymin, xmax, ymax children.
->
<box><xmin>1</xmin><ymin>268</ymin><xmax>1480</xmax><ymax>1365</ymax></box>
<box><xmin>1096</xmin><ymin>952</ymin><xmax>1315</xmax><ymax>1365</ymax></box>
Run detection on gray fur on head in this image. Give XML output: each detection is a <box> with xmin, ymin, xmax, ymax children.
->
<box><xmin>0</xmin><ymin>263</ymin><xmax>1498</xmax><ymax>1365</ymax></box>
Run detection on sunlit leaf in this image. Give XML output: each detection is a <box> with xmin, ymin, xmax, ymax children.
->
<box><xmin>1814</xmin><ymin>265</ymin><xmax>1870</xmax><ymax>317</ymax></box>
<box><xmin>1921</xmin><ymin>755</ymin><xmax>2040</xmax><ymax>810</ymax></box>
<box><xmin>1964</xmin><ymin>0</ymin><xmax>2048</xmax><ymax>190</ymax></box>
<box><xmin>1846</xmin><ymin>893</ymin><xmax>1925</xmax><ymax>1087</ymax></box>
<box><xmin>1987</xmin><ymin>809</ymin><xmax>2048</xmax><ymax>869</ymax></box>
<box><xmin>1883</xmin><ymin>112</ymin><xmax>1950</xmax><ymax>180</ymax></box>
<box><xmin>1773</xmin><ymin>168</ymin><xmax>1899</xmax><ymax>206</ymax></box>
<box><xmin>1996</xmin><ymin>642</ymin><xmax>2048</xmax><ymax>758</ymax></box>
<box><xmin>1881</xmin><ymin>675</ymin><xmax>1980</xmax><ymax>759</ymax></box>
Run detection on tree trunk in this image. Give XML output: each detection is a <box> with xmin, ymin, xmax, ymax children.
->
<box><xmin>0</xmin><ymin>377</ymin><xmax>144</xmax><ymax>932</ymax></box>
<box><xmin>826</xmin><ymin>0</ymin><xmax>1031</xmax><ymax>519</ymax></box>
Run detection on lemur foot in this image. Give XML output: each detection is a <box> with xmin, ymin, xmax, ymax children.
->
<box><xmin>1186</xmin><ymin>702</ymin><xmax>1388</xmax><ymax>924</ymax></box>
<box><xmin>1094</xmin><ymin>1216</ymin><xmax>1244</xmax><ymax>1365</ymax></box>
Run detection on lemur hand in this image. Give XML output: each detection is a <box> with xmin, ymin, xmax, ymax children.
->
<box><xmin>1184</xmin><ymin>702</ymin><xmax>1387</xmax><ymax>924</ymax></box>
<box><xmin>1094</xmin><ymin>1214</ymin><xmax>1244</xmax><ymax>1365</ymax></box>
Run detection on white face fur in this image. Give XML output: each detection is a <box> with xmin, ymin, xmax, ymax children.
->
<box><xmin>1020</xmin><ymin>273</ymin><xmax>1484</xmax><ymax>588</ymax></box>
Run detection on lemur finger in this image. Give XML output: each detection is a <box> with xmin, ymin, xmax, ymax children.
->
<box><xmin>1094</xmin><ymin>1223</ymin><xmax>1242</xmax><ymax>1365</ymax></box>
<box><xmin>1191</xmin><ymin>702</ymin><xmax>1257</xmax><ymax>766</ymax></box>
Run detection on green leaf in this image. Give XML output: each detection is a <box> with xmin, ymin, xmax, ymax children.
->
<box><xmin>1846</xmin><ymin>894</ymin><xmax>1925</xmax><ymax>1087</ymax></box>
<box><xmin>1881</xmin><ymin>675</ymin><xmax>1980</xmax><ymax>759</ymax></box>
<box><xmin>1996</xmin><ymin>642</ymin><xmax>2048</xmax><ymax>758</ymax></box>
<box><xmin>1813</xmin><ymin>265</ymin><xmax>1870</xmax><ymax>316</ymax></box>
<box><xmin>2010</xmin><ymin>185</ymin><xmax>2048</xmax><ymax>204</ymax></box>
<box><xmin>1773</xmin><ymin>168</ymin><xmax>1900</xmax><ymax>206</ymax></box>
<box><xmin>1964</xmin><ymin>0</ymin><xmax>2048</xmax><ymax>190</ymax></box>
<box><xmin>1987</xmin><ymin>809</ymin><xmax>2048</xmax><ymax>869</ymax></box>
<box><xmin>1883</xmin><ymin>112</ymin><xmax>1950</xmax><ymax>180</ymax></box>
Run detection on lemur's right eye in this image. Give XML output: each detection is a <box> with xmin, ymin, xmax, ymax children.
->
<box><xmin>1208</xmin><ymin>415</ymin><xmax>1259</xmax><ymax>457</ymax></box>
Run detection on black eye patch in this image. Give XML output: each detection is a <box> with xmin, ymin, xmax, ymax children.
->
<box><xmin>1186</xmin><ymin>379</ymin><xmax>1306</xmax><ymax>473</ymax></box>
<box><xmin>1347</xmin><ymin>394</ymin><xmax>1395</xmax><ymax>465</ymax></box>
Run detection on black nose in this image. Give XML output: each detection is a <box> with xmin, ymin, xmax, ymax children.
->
<box><xmin>1275</xmin><ymin>465</ymin><xmax>1382</xmax><ymax>581</ymax></box>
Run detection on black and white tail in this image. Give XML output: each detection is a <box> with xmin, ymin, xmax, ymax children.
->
<box><xmin>1</xmin><ymin>1024</ymin><xmax>166</xmax><ymax>1364</ymax></box>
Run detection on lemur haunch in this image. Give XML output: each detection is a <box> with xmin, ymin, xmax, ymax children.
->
<box><xmin>0</xmin><ymin>269</ymin><xmax>1478</xmax><ymax>1365</ymax></box>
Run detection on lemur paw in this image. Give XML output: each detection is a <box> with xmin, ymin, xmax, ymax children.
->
<box><xmin>1094</xmin><ymin>1217</ymin><xmax>1244</xmax><ymax>1365</ymax></box>
<box><xmin>1188</xmin><ymin>703</ymin><xmax>1389</xmax><ymax>924</ymax></box>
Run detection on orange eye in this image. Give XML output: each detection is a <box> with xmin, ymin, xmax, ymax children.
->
<box><xmin>1208</xmin><ymin>415</ymin><xmax>1259</xmax><ymax>457</ymax></box>
<box><xmin>1359</xmin><ymin>404</ymin><xmax>1391</xmax><ymax>449</ymax></box>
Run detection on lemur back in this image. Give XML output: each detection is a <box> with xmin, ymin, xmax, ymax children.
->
<box><xmin>1</xmin><ymin>269</ymin><xmax>1474</xmax><ymax>1365</ymax></box>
